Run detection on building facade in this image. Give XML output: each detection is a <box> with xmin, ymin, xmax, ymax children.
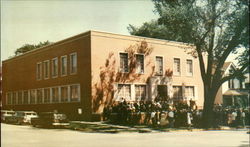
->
<box><xmin>215</xmin><ymin>62</ymin><xmax>248</xmax><ymax>108</ymax></box>
<box><xmin>2</xmin><ymin>30</ymin><xmax>205</xmax><ymax>120</ymax></box>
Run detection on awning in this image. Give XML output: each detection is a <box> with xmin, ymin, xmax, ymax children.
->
<box><xmin>223</xmin><ymin>90</ymin><xmax>248</xmax><ymax>96</ymax></box>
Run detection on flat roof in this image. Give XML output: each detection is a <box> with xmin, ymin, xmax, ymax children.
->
<box><xmin>3</xmin><ymin>30</ymin><xmax>193</xmax><ymax>63</ymax></box>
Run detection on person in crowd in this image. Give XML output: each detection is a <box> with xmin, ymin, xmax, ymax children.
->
<box><xmin>168</xmin><ymin>107</ymin><xmax>175</xmax><ymax>128</ymax></box>
<box><xmin>187</xmin><ymin>110</ymin><xmax>193</xmax><ymax>128</ymax></box>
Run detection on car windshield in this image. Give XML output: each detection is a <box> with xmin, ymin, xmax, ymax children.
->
<box><xmin>7</xmin><ymin>112</ymin><xmax>15</xmax><ymax>115</ymax></box>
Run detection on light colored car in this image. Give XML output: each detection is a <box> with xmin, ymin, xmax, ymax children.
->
<box><xmin>14</xmin><ymin>111</ymin><xmax>38</xmax><ymax>124</ymax></box>
<box><xmin>1</xmin><ymin>110</ymin><xmax>15</xmax><ymax>123</ymax></box>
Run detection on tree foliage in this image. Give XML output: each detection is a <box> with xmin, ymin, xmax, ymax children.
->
<box><xmin>14</xmin><ymin>40</ymin><xmax>52</xmax><ymax>56</ymax></box>
<box><xmin>128</xmin><ymin>0</ymin><xmax>249</xmax><ymax>127</ymax></box>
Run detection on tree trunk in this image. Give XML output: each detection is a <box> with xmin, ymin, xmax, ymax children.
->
<box><xmin>202</xmin><ymin>86</ymin><xmax>217</xmax><ymax>128</ymax></box>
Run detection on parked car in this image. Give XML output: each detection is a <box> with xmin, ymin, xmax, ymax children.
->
<box><xmin>1</xmin><ymin>110</ymin><xmax>16</xmax><ymax>123</ymax></box>
<box><xmin>31</xmin><ymin>112</ymin><xmax>69</xmax><ymax>128</ymax></box>
<box><xmin>13</xmin><ymin>111</ymin><xmax>38</xmax><ymax>125</ymax></box>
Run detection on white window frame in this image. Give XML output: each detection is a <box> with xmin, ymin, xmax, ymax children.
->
<box><xmin>6</xmin><ymin>92</ymin><xmax>12</xmax><ymax>105</ymax></box>
<box><xmin>12</xmin><ymin>92</ymin><xmax>18</xmax><ymax>105</ymax></box>
<box><xmin>60</xmin><ymin>85</ymin><xmax>69</xmax><ymax>103</ymax></box>
<box><xmin>70</xmin><ymin>84</ymin><xmax>81</xmax><ymax>102</ymax></box>
<box><xmin>17</xmin><ymin>91</ymin><xmax>23</xmax><ymax>105</ymax></box>
<box><xmin>119</xmin><ymin>52</ymin><xmax>129</xmax><ymax>73</ymax></box>
<box><xmin>186</xmin><ymin>59</ymin><xmax>193</xmax><ymax>76</ymax></box>
<box><xmin>36</xmin><ymin>88</ymin><xmax>44</xmax><ymax>104</ymax></box>
<box><xmin>23</xmin><ymin>90</ymin><xmax>29</xmax><ymax>104</ymax></box>
<box><xmin>173</xmin><ymin>85</ymin><xmax>183</xmax><ymax>99</ymax></box>
<box><xmin>43</xmin><ymin>88</ymin><xmax>51</xmax><ymax>104</ymax></box>
<box><xmin>135</xmin><ymin>53</ymin><xmax>145</xmax><ymax>74</ymax></box>
<box><xmin>51</xmin><ymin>86</ymin><xmax>60</xmax><ymax>103</ymax></box>
<box><xmin>36</xmin><ymin>62</ymin><xmax>42</xmax><ymax>80</ymax></box>
<box><xmin>117</xmin><ymin>84</ymin><xmax>131</xmax><ymax>101</ymax></box>
<box><xmin>70</xmin><ymin>52</ymin><xmax>77</xmax><ymax>75</ymax></box>
<box><xmin>184</xmin><ymin>86</ymin><xmax>195</xmax><ymax>100</ymax></box>
<box><xmin>155</xmin><ymin>56</ymin><xmax>164</xmax><ymax>76</ymax></box>
<box><xmin>173</xmin><ymin>57</ymin><xmax>181</xmax><ymax>76</ymax></box>
<box><xmin>135</xmin><ymin>84</ymin><xmax>147</xmax><ymax>101</ymax></box>
<box><xmin>51</xmin><ymin>57</ymin><xmax>58</xmax><ymax>78</ymax></box>
<box><xmin>61</xmin><ymin>55</ymin><xmax>67</xmax><ymax>76</ymax></box>
<box><xmin>43</xmin><ymin>60</ymin><xmax>50</xmax><ymax>80</ymax></box>
<box><xmin>29</xmin><ymin>89</ymin><xmax>37</xmax><ymax>104</ymax></box>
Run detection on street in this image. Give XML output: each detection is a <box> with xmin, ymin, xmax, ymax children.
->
<box><xmin>1</xmin><ymin>123</ymin><xmax>249</xmax><ymax>147</ymax></box>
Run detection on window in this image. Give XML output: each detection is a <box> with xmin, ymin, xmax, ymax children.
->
<box><xmin>37</xmin><ymin>89</ymin><xmax>43</xmax><ymax>104</ymax></box>
<box><xmin>44</xmin><ymin>88</ymin><xmax>50</xmax><ymax>103</ymax></box>
<box><xmin>119</xmin><ymin>53</ymin><xmax>129</xmax><ymax>73</ymax></box>
<box><xmin>135</xmin><ymin>85</ymin><xmax>146</xmax><ymax>101</ymax></box>
<box><xmin>61</xmin><ymin>86</ymin><xmax>69</xmax><ymax>102</ymax></box>
<box><xmin>61</xmin><ymin>56</ymin><xmax>67</xmax><ymax>76</ymax></box>
<box><xmin>228</xmin><ymin>79</ymin><xmax>235</xmax><ymax>89</ymax></box>
<box><xmin>30</xmin><ymin>90</ymin><xmax>36</xmax><ymax>104</ymax></box>
<box><xmin>7</xmin><ymin>92</ymin><xmax>12</xmax><ymax>105</ymax></box>
<box><xmin>70</xmin><ymin>85</ymin><xmax>80</xmax><ymax>102</ymax></box>
<box><xmin>12</xmin><ymin>92</ymin><xmax>17</xmax><ymax>105</ymax></box>
<box><xmin>23</xmin><ymin>91</ymin><xmax>29</xmax><ymax>104</ymax></box>
<box><xmin>43</xmin><ymin>60</ymin><xmax>50</xmax><ymax>79</ymax></box>
<box><xmin>186</xmin><ymin>59</ymin><xmax>193</xmax><ymax>76</ymax></box>
<box><xmin>51</xmin><ymin>58</ymin><xmax>58</xmax><ymax>78</ymax></box>
<box><xmin>136</xmin><ymin>54</ymin><xmax>144</xmax><ymax>74</ymax></box>
<box><xmin>17</xmin><ymin>91</ymin><xmax>23</xmax><ymax>105</ymax></box>
<box><xmin>185</xmin><ymin>86</ymin><xmax>194</xmax><ymax>99</ymax></box>
<box><xmin>174</xmin><ymin>58</ymin><xmax>181</xmax><ymax>76</ymax></box>
<box><xmin>70</xmin><ymin>53</ymin><xmax>77</xmax><ymax>74</ymax></box>
<box><xmin>117</xmin><ymin>84</ymin><xmax>131</xmax><ymax>100</ymax></box>
<box><xmin>156</xmin><ymin>56</ymin><xmax>163</xmax><ymax>76</ymax></box>
<box><xmin>173</xmin><ymin>86</ymin><xmax>183</xmax><ymax>99</ymax></box>
<box><xmin>37</xmin><ymin>62</ymin><xmax>42</xmax><ymax>80</ymax></box>
<box><xmin>52</xmin><ymin>87</ymin><xmax>59</xmax><ymax>103</ymax></box>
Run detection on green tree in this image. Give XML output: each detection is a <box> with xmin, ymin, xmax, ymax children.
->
<box><xmin>128</xmin><ymin>0</ymin><xmax>249</xmax><ymax>128</ymax></box>
<box><xmin>14</xmin><ymin>40</ymin><xmax>52</xmax><ymax>56</ymax></box>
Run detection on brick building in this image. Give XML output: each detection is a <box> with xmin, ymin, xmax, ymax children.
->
<box><xmin>2</xmin><ymin>30</ymin><xmax>205</xmax><ymax>121</ymax></box>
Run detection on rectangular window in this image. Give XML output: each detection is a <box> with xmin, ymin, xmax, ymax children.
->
<box><xmin>156</xmin><ymin>56</ymin><xmax>163</xmax><ymax>76</ymax></box>
<box><xmin>23</xmin><ymin>91</ymin><xmax>29</xmax><ymax>104</ymax></box>
<box><xmin>185</xmin><ymin>86</ymin><xmax>195</xmax><ymax>99</ymax></box>
<box><xmin>51</xmin><ymin>58</ymin><xmax>58</xmax><ymax>78</ymax></box>
<box><xmin>44</xmin><ymin>88</ymin><xmax>50</xmax><ymax>103</ymax></box>
<box><xmin>174</xmin><ymin>58</ymin><xmax>181</xmax><ymax>76</ymax></box>
<box><xmin>117</xmin><ymin>84</ymin><xmax>131</xmax><ymax>100</ymax></box>
<box><xmin>136</xmin><ymin>54</ymin><xmax>144</xmax><ymax>74</ymax></box>
<box><xmin>61</xmin><ymin>56</ymin><xmax>67</xmax><ymax>76</ymax></box>
<box><xmin>37</xmin><ymin>89</ymin><xmax>43</xmax><ymax>104</ymax></box>
<box><xmin>119</xmin><ymin>53</ymin><xmax>129</xmax><ymax>73</ymax></box>
<box><xmin>70</xmin><ymin>53</ymin><xmax>77</xmax><ymax>74</ymax></box>
<box><xmin>12</xmin><ymin>92</ymin><xmax>17</xmax><ymax>105</ymax></box>
<box><xmin>43</xmin><ymin>60</ymin><xmax>50</xmax><ymax>79</ymax></box>
<box><xmin>173</xmin><ymin>86</ymin><xmax>183</xmax><ymax>99</ymax></box>
<box><xmin>70</xmin><ymin>85</ymin><xmax>80</xmax><ymax>102</ymax></box>
<box><xmin>186</xmin><ymin>59</ymin><xmax>193</xmax><ymax>76</ymax></box>
<box><xmin>30</xmin><ymin>90</ymin><xmax>36</xmax><ymax>104</ymax></box>
<box><xmin>61</xmin><ymin>86</ymin><xmax>69</xmax><ymax>102</ymax></box>
<box><xmin>7</xmin><ymin>92</ymin><xmax>12</xmax><ymax>105</ymax></box>
<box><xmin>17</xmin><ymin>91</ymin><xmax>23</xmax><ymax>105</ymax></box>
<box><xmin>36</xmin><ymin>62</ymin><xmax>42</xmax><ymax>80</ymax></box>
<box><xmin>135</xmin><ymin>85</ymin><xmax>146</xmax><ymax>101</ymax></box>
<box><xmin>52</xmin><ymin>87</ymin><xmax>59</xmax><ymax>103</ymax></box>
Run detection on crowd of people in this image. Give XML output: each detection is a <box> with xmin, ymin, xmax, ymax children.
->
<box><xmin>103</xmin><ymin>98</ymin><xmax>249</xmax><ymax>128</ymax></box>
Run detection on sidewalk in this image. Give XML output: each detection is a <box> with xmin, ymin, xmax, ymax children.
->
<box><xmin>68</xmin><ymin>121</ymin><xmax>249</xmax><ymax>133</ymax></box>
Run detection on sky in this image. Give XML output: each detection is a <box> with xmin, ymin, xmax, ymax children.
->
<box><xmin>1</xmin><ymin>0</ymin><xmax>241</xmax><ymax>64</ymax></box>
<box><xmin>1</xmin><ymin>0</ymin><xmax>158</xmax><ymax>60</ymax></box>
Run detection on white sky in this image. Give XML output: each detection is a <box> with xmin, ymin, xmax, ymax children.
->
<box><xmin>1</xmin><ymin>0</ymin><xmax>240</xmax><ymax>64</ymax></box>
<box><xmin>1</xmin><ymin>0</ymin><xmax>158</xmax><ymax>60</ymax></box>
